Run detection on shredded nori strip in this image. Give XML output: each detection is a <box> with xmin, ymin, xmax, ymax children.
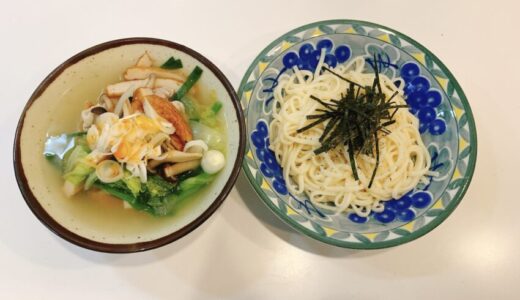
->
<box><xmin>297</xmin><ymin>55</ymin><xmax>407</xmax><ymax>188</ymax></box>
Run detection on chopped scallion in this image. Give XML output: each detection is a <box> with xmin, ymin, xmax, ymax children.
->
<box><xmin>161</xmin><ymin>57</ymin><xmax>183</xmax><ymax>69</ymax></box>
<box><xmin>172</xmin><ymin>66</ymin><xmax>203</xmax><ymax>100</ymax></box>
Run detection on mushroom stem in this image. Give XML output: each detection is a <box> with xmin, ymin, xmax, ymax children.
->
<box><xmin>163</xmin><ymin>160</ymin><xmax>200</xmax><ymax>177</ymax></box>
<box><xmin>148</xmin><ymin>150</ymin><xmax>202</xmax><ymax>169</ymax></box>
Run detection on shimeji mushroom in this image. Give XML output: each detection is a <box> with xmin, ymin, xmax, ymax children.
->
<box><xmin>148</xmin><ymin>150</ymin><xmax>203</xmax><ymax>169</ymax></box>
<box><xmin>163</xmin><ymin>160</ymin><xmax>201</xmax><ymax>177</ymax></box>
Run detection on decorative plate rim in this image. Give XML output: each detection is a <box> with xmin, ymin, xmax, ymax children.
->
<box><xmin>238</xmin><ymin>19</ymin><xmax>477</xmax><ymax>249</ymax></box>
<box><xmin>13</xmin><ymin>37</ymin><xmax>246</xmax><ymax>253</ymax></box>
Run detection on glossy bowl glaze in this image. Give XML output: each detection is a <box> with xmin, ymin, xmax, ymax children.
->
<box><xmin>14</xmin><ymin>38</ymin><xmax>245</xmax><ymax>253</ymax></box>
<box><xmin>239</xmin><ymin>20</ymin><xmax>477</xmax><ymax>249</ymax></box>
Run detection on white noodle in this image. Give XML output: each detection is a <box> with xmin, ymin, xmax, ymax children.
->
<box><xmin>269</xmin><ymin>57</ymin><xmax>431</xmax><ymax>216</ymax></box>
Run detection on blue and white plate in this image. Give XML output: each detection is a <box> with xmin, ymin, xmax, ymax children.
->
<box><xmin>238</xmin><ymin>20</ymin><xmax>477</xmax><ymax>249</ymax></box>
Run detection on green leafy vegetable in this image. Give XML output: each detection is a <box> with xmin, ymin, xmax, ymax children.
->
<box><xmin>177</xmin><ymin>172</ymin><xmax>215</xmax><ymax>200</ymax></box>
<box><xmin>84</xmin><ymin>172</ymin><xmax>98</xmax><ymax>190</ymax></box>
<box><xmin>94</xmin><ymin>171</ymin><xmax>215</xmax><ymax>216</ymax></box>
<box><xmin>122</xmin><ymin>172</ymin><xmax>141</xmax><ymax>197</ymax></box>
<box><xmin>182</xmin><ymin>96</ymin><xmax>222</xmax><ymax>127</ymax></box>
<box><xmin>172</xmin><ymin>66</ymin><xmax>203</xmax><ymax>100</ymax></box>
<box><xmin>44</xmin><ymin>133</ymin><xmax>217</xmax><ymax>216</ymax></box>
<box><xmin>45</xmin><ymin>133</ymin><xmax>95</xmax><ymax>192</ymax></box>
<box><xmin>94</xmin><ymin>180</ymin><xmax>146</xmax><ymax>209</ymax></box>
<box><xmin>63</xmin><ymin>141</ymin><xmax>90</xmax><ymax>173</ymax></box>
<box><xmin>150</xmin><ymin>172</ymin><xmax>216</xmax><ymax>215</ymax></box>
<box><xmin>94</xmin><ymin>174</ymin><xmax>175</xmax><ymax>215</ymax></box>
<box><xmin>60</xmin><ymin>135</ymin><xmax>95</xmax><ymax>188</ymax></box>
<box><xmin>146</xmin><ymin>175</ymin><xmax>175</xmax><ymax>198</ymax></box>
<box><xmin>180</xmin><ymin>96</ymin><xmax>201</xmax><ymax>121</ymax></box>
<box><xmin>198</xmin><ymin>101</ymin><xmax>223</xmax><ymax>127</ymax></box>
<box><xmin>199</xmin><ymin>111</ymin><xmax>218</xmax><ymax>127</ymax></box>
<box><xmin>63</xmin><ymin>159</ymin><xmax>93</xmax><ymax>185</ymax></box>
<box><xmin>161</xmin><ymin>56</ymin><xmax>183</xmax><ymax>69</ymax></box>
<box><xmin>190</xmin><ymin>121</ymin><xmax>225</xmax><ymax>151</ymax></box>
<box><xmin>211</xmin><ymin>101</ymin><xmax>222</xmax><ymax>113</ymax></box>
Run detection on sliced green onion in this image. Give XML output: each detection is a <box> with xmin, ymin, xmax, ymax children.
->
<box><xmin>161</xmin><ymin>57</ymin><xmax>183</xmax><ymax>69</ymax></box>
<box><xmin>172</xmin><ymin>66</ymin><xmax>203</xmax><ymax>100</ymax></box>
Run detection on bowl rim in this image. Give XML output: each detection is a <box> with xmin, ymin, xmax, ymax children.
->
<box><xmin>13</xmin><ymin>37</ymin><xmax>246</xmax><ymax>253</ymax></box>
<box><xmin>238</xmin><ymin>19</ymin><xmax>477</xmax><ymax>249</ymax></box>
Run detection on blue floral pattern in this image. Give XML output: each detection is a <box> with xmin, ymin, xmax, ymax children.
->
<box><xmin>251</xmin><ymin>117</ymin><xmax>452</xmax><ymax>224</ymax></box>
<box><xmin>250</xmin><ymin>121</ymin><xmax>287</xmax><ymax>195</ymax></box>
<box><xmin>251</xmin><ymin>120</ymin><xmax>326</xmax><ymax>218</ymax></box>
<box><xmin>401</xmin><ymin>62</ymin><xmax>446</xmax><ymax>135</ymax></box>
<box><xmin>365</xmin><ymin>43</ymin><xmax>400</xmax><ymax>78</ymax></box>
<box><xmin>261</xmin><ymin>40</ymin><xmax>352</xmax><ymax>107</ymax></box>
<box><xmin>281</xmin><ymin>39</ymin><xmax>351</xmax><ymax>71</ymax></box>
<box><xmin>240</xmin><ymin>20</ymin><xmax>476</xmax><ymax>249</ymax></box>
<box><xmin>348</xmin><ymin>191</ymin><xmax>433</xmax><ymax>224</ymax></box>
<box><xmin>250</xmin><ymin>42</ymin><xmax>452</xmax><ymax>225</ymax></box>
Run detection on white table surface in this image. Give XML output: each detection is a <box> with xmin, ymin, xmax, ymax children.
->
<box><xmin>1</xmin><ymin>0</ymin><xmax>518</xmax><ymax>299</ymax></box>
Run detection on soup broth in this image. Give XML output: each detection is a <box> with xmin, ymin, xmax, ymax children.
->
<box><xmin>21</xmin><ymin>44</ymin><xmax>231</xmax><ymax>244</ymax></box>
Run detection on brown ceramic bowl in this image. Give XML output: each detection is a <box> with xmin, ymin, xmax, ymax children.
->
<box><xmin>13</xmin><ymin>38</ymin><xmax>245</xmax><ymax>253</ymax></box>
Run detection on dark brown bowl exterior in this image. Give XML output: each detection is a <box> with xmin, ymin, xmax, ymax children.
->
<box><xmin>13</xmin><ymin>38</ymin><xmax>246</xmax><ymax>253</ymax></box>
